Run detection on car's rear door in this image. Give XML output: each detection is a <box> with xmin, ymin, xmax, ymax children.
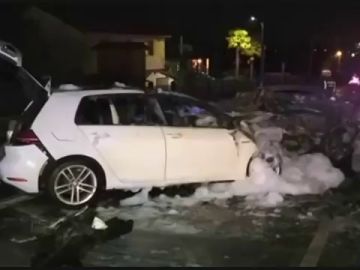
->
<box><xmin>76</xmin><ymin>93</ymin><xmax>166</xmax><ymax>186</ymax></box>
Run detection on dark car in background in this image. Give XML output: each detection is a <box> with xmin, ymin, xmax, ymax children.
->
<box><xmin>257</xmin><ymin>85</ymin><xmax>360</xmax><ymax>162</ymax></box>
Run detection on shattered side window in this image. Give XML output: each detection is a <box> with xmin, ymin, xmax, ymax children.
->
<box><xmin>145</xmin><ymin>97</ymin><xmax>167</xmax><ymax>125</ymax></box>
<box><xmin>157</xmin><ymin>95</ymin><xmax>219</xmax><ymax>128</ymax></box>
<box><xmin>112</xmin><ymin>94</ymin><xmax>164</xmax><ymax>126</ymax></box>
<box><xmin>112</xmin><ymin>95</ymin><xmax>146</xmax><ymax>125</ymax></box>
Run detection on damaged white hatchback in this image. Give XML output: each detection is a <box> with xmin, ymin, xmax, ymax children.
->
<box><xmin>1</xmin><ymin>84</ymin><xmax>282</xmax><ymax>207</ymax></box>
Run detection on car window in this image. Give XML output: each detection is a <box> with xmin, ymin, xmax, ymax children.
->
<box><xmin>75</xmin><ymin>94</ymin><xmax>166</xmax><ymax>126</ymax></box>
<box><xmin>112</xmin><ymin>95</ymin><xmax>146</xmax><ymax>125</ymax></box>
<box><xmin>112</xmin><ymin>94</ymin><xmax>166</xmax><ymax>126</ymax></box>
<box><xmin>157</xmin><ymin>95</ymin><xmax>219</xmax><ymax>128</ymax></box>
<box><xmin>75</xmin><ymin>96</ymin><xmax>113</xmax><ymax>125</ymax></box>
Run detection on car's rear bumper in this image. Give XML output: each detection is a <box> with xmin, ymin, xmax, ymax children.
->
<box><xmin>0</xmin><ymin>145</ymin><xmax>48</xmax><ymax>193</ymax></box>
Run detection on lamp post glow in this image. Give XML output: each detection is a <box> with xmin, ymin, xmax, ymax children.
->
<box><xmin>335</xmin><ymin>50</ymin><xmax>342</xmax><ymax>72</ymax></box>
<box><xmin>250</xmin><ymin>16</ymin><xmax>265</xmax><ymax>88</ymax></box>
<box><xmin>335</xmin><ymin>50</ymin><xmax>342</xmax><ymax>58</ymax></box>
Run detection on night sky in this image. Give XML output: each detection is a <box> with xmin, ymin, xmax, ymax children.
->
<box><xmin>2</xmin><ymin>0</ymin><xmax>360</xmax><ymax>75</ymax></box>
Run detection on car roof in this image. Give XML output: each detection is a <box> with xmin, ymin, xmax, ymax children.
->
<box><xmin>51</xmin><ymin>88</ymin><xmax>145</xmax><ymax>97</ymax></box>
<box><xmin>51</xmin><ymin>88</ymin><xmax>202</xmax><ymax>101</ymax></box>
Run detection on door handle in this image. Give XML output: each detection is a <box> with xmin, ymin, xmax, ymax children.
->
<box><xmin>167</xmin><ymin>132</ymin><xmax>183</xmax><ymax>139</ymax></box>
<box><xmin>90</xmin><ymin>132</ymin><xmax>110</xmax><ymax>138</ymax></box>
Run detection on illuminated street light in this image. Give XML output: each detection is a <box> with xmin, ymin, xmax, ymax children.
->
<box><xmin>250</xmin><ymin>16</ymin><xmax>257</xmax><ymax>22</ymax></box>
<box><xmin>335</xmin><ymin>50</ymin><xmax>343</xmax><ymax>72</ymax></box>
<box><xmin>351</xmin><ymin>52</ymin><xmax>356</xmax><ymax>58</ymax></box>
<box><xmin>335</xmin><ymin>50</ymin><xmax>343</xmax><ymax>58</ymax></box>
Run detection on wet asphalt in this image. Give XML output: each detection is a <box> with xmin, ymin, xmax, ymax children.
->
<box><xmin>1</xmin><ymin>161</ymin><xmax>360</xmax><ymax>267</ymax></box>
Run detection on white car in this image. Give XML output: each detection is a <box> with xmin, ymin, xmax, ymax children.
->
<box><xmin>0</xmin><ymin>42</ymin><xmax>281</xmax><ymax>208</ymax></box>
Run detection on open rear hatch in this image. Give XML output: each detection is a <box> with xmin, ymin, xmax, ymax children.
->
<box><xmin>0</xmin><ymin>41</ymin><xmax>48</xmax><ymax>159</ymax></box>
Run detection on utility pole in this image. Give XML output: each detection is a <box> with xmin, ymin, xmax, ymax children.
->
<box><xmin>281</xmin><ymin>61</ymin><xmax>286</xmax><ymax>83</ymax></box>
<box><xmin>259</xmin><ymin>21</ymin><xmax>265</xmax><ymax>88</ymax></box>
<box><xmin>179</xmin><ymin>35</ymin><xmax>184</xmax><ymax>56</ymax></box>
<box><xmin>249</xmin><ymin>57</ymin><xmax>254</xmax><ymax>81</ymax></box>
<box><xmin>235</xmin><ymin>47</ymin><xmax>240</xmax><ymax>78</ymax></box>
<box><xmin>178</xmin><ymin>35</ymin><xmax>185</xmax><ymax>72</ymax></box>
<box><xmin>308</xmin><ymin>39</ymin><xmax>314</xmax><ymax>81</ymax></box>
<box><xmin>249</xmin><ymin>16</ymin><xmax>265</xmax><ymax>88</ymax></box>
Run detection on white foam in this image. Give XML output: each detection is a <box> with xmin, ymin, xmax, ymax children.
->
<box><xmin>96</xmin><ymin>112</ymin><xmax>345</xmax><ymax>235</ymax></box>
<box><xmin>112</xmin><ymin>152</ymin><xmax>343</xmax><ymax>211</ymax></box>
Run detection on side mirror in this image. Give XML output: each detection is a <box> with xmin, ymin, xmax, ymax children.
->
<box><xmin>217</xmin><ymin>116</ymin><xmax>234</xmax><ymax>129</ymax></box>
<box><xmin>195</xmin><ymin>115</ymin><xmax>218</xmax><ymax>128</ymax></box>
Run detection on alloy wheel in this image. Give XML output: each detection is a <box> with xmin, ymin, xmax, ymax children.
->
<box><xmin>54</xmin><ymin>165</ymin><xmax>97</xmax><ymax>206</ymax></box>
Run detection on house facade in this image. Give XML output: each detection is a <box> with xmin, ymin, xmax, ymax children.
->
<box><xmin>87</xmin><ymin>33</ymin><xmax>173</xmax><ymax>88</ymax></box>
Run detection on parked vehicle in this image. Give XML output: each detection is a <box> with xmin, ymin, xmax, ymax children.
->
<box><xmin>0</xmin><ymin>87</ymin><xmax>285</xmax><ymax>207</ymax></box>
<box><xmin>0</xmin><ymin>42</ymin><xmax>281</xmax><ymax>208</ymax></box>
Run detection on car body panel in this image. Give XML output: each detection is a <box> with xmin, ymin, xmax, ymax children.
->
<box><xmin>1</xmin><ymin>88</ymin><xmax>259</xmax><ymax>194</ymax></box>
<box><xmin>78</xmin><ymin>125</ymin><xmax>166</xmax><ymax>186</ymax></box>
<box><xmin>0</xmin><ymin>145</ymin><xmax>48</xmax><ymax>193</ymax></box>
<box><xmin>30</xmin><ymin>93</ymin><xmax>121</xmax><ymax>190</ymax></box>
<box><xmin>163</xmin><ymin>127</ymin><xmax>254</xmax><ymax>183</ymax></box>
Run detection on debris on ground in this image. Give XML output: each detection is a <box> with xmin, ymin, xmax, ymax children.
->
<box><xmin>10</xmin><ymin>236</ymin><xmax>37</xmax><ymax>244</ymax></box>
<box><xmin>30</xmin><ymin>207</ymin><xmax>133</xmax><ymax>267</ymax></box>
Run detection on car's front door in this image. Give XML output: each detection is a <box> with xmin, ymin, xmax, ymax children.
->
<box><xmin>76</xmin><ymin>94</ymin><xmax>166</xmax><ymax>186</ymax></box>
<box><xmin>156</xmin><ymin>94</ymin><xmax>239</xmax><ymax>184</ymax></box>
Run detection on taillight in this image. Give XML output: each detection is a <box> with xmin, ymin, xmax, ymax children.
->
<box><xmin>10</xmin><ymin>129</ymin><xmax>50</xmax><ymax>157</ymax></box>
<box><xmin>11</xmin><ymin>129</ymin><xmax>43</xmax><ymax>148</ymax></box>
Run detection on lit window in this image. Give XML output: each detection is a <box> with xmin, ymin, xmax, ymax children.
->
<box><xmin>146</xmin><ymin>41</ymin><xmax>154</xmax><ymax>56</ymax></box>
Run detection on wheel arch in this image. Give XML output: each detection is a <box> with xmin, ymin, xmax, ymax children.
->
<box><xmin>246</xmin><ymin>152</ymin><xmax>282</xmax><ymax>176</ymax></box>
<box><xmin>39</xmin><ymin>154</ymin><xmax>106</xmax><ymax>191</ymax></box>
<box><xmin>246</xmin><ymin>155</ymin><xmax>255</xmax><ymax>177</ymax></box>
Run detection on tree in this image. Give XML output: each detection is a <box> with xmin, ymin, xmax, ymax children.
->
<box><xmin>227</xmin><ymin>29</ymin><xmax>261</xmax><ymax>78</ymax></box>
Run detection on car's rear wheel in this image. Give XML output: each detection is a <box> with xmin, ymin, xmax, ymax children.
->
<box><xmin>46</xmin><ymin>160</ymin><xmax>101</xmax><ymax>208</ymax></box>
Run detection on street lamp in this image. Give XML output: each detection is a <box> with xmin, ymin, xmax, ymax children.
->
<box><xmin>250</xmin><ymin>16</ymin><xmax>265</xmax><ymax>88</ymax></box>
<box><xmin>335</xmin><ymin>50</ymin><xmax>343</xmax><ymax>72</ymax></box>
<box><xmin>335</xmin><ymin>50</ymin><xmax>342</xmax><ymax>58</ymax></box>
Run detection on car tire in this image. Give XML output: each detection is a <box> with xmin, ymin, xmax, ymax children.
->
<box><xmin>46</xmin><ymin>159</ymin><xmax>103</xmax><ymax>209</ymax></box>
